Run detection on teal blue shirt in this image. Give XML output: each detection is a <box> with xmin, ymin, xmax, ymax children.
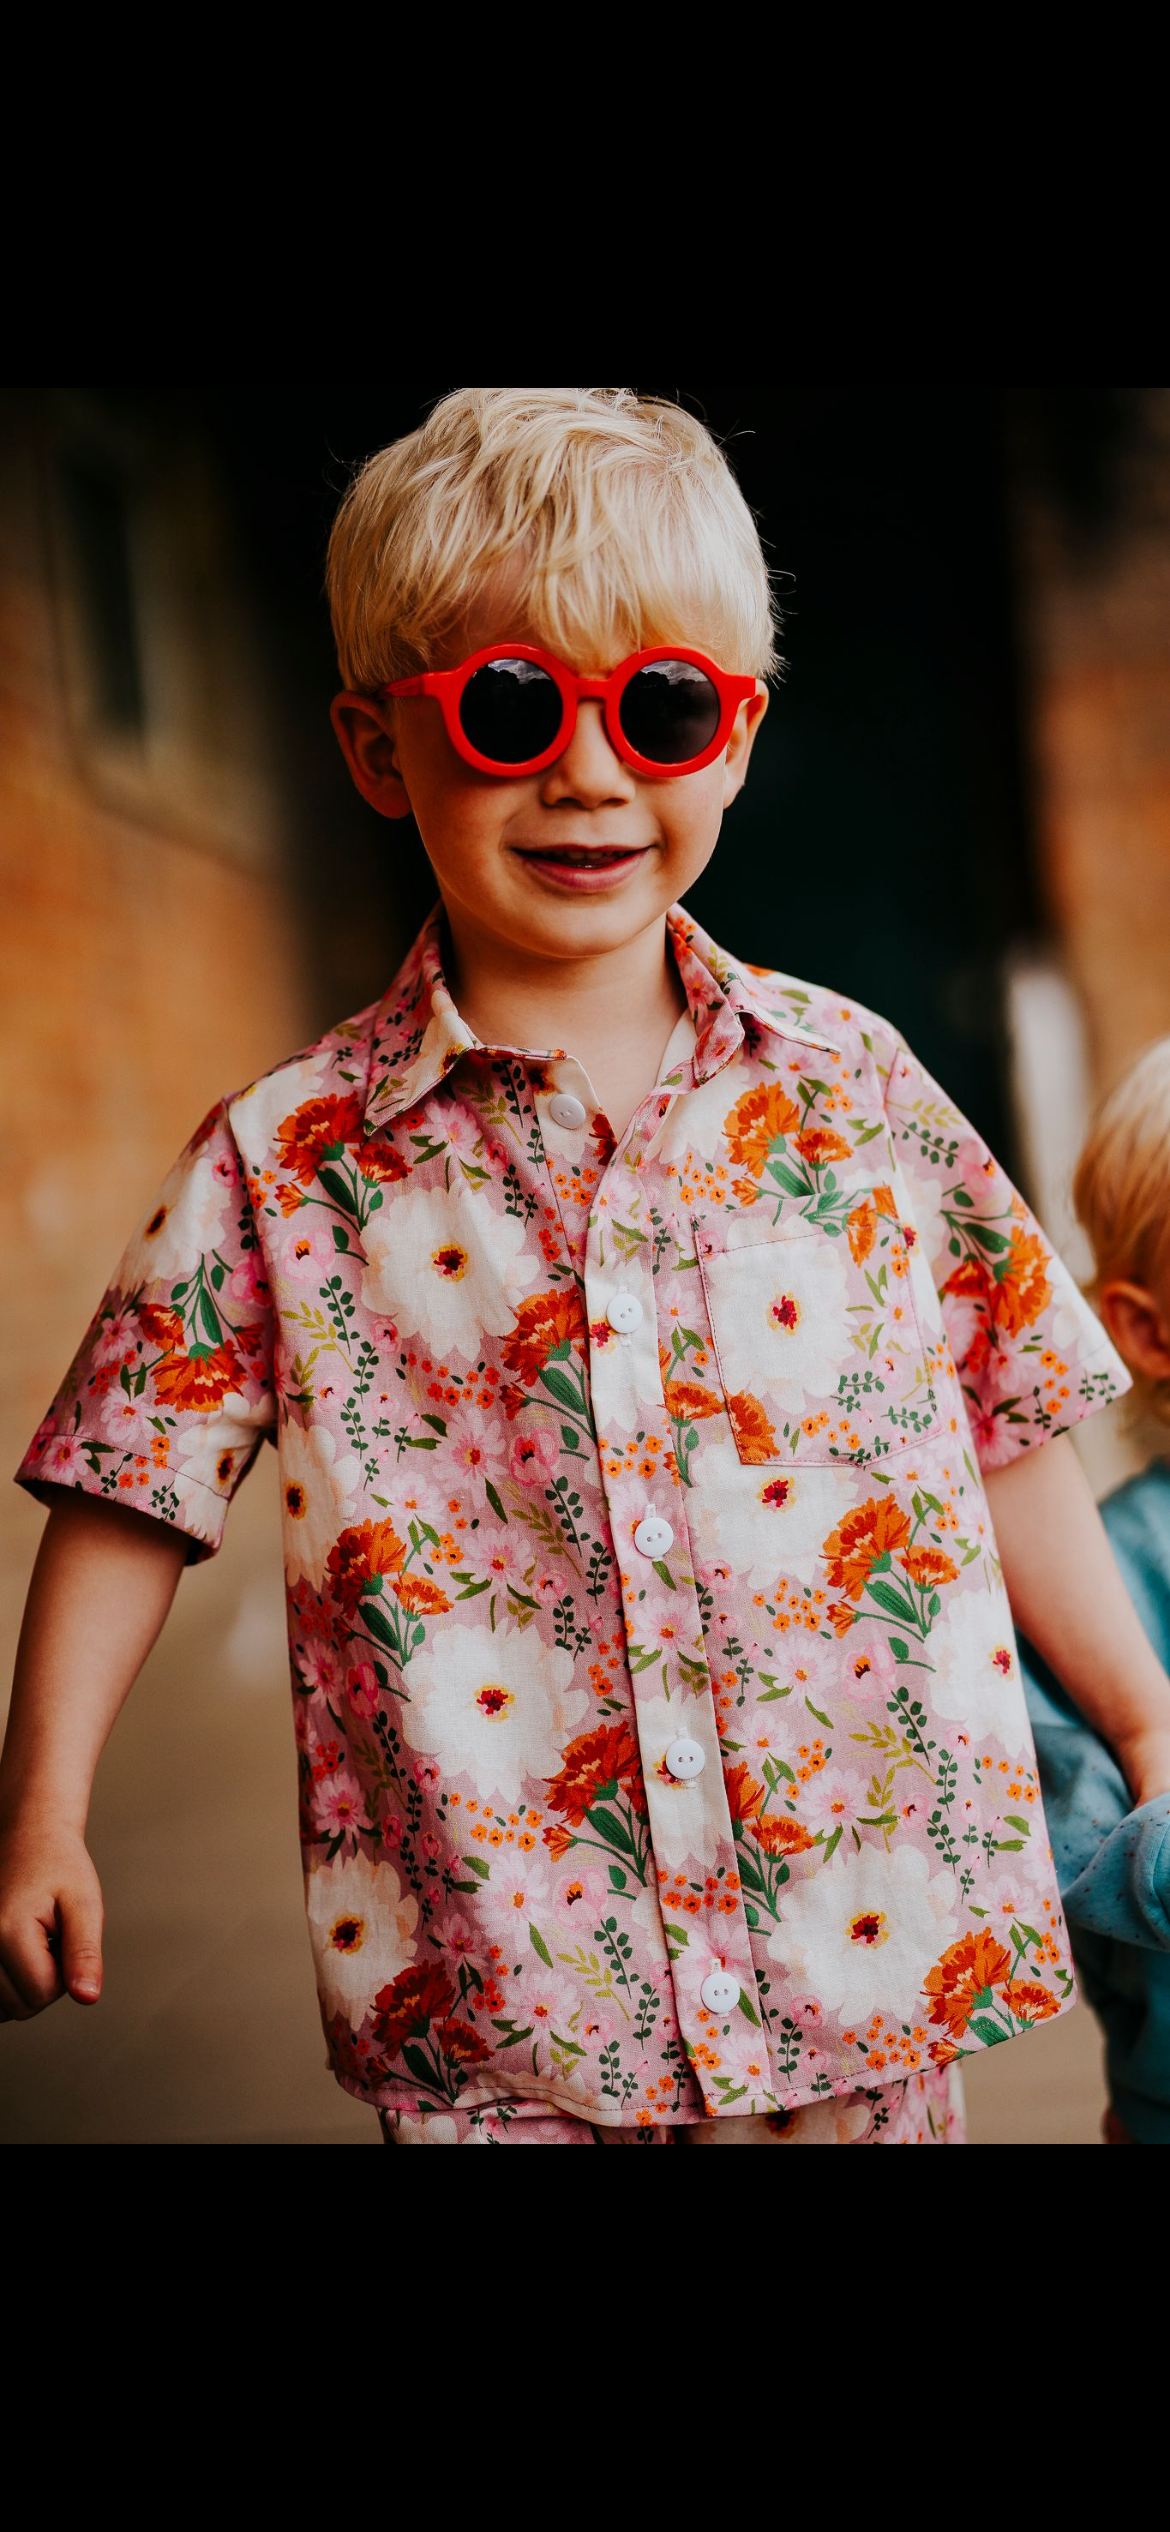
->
<box><xmin>1016</xmin><ymin>1459</ymin><xmax>1170</xmax><ymax>2144</ymax></box>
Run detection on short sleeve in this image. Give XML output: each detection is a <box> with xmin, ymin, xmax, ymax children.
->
<box><xmin>13</xmin><ymin>1095</ymin><xmax>277</xmax><ymax>1565</ymax></box>
<box><xmin>879</xmin><ymin>1023</ymin><xmax>1133</xmax><ymax>1471</ymax></box>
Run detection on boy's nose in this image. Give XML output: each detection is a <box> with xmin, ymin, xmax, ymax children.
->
<box><xmin>544</xmin><ymin>696</ymin><xmax>632</xmax><ymax>797</ymax></box>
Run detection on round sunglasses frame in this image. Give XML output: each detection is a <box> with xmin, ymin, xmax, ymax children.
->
<box><xmin>380</xmin><ymin>641</ymin><xmax>758</xmax><ymax>779</ymax></box>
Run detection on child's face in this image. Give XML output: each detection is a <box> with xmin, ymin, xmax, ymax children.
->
<box><xmin>331</xmin><ymin>585</ymin><xmax>769</xmax><ymax>967</ymax></box>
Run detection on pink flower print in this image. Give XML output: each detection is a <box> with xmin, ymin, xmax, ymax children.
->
<box><xmin>316</xmin><ymin>1772</ymin><xmax>365</xmax><ymax>1837</ymax></box>
<box><xmin>92</xmin><ymin>1306</ymin><xmax>142</xmax><ymax>1371</ymax></box>
<box><xmin>509</xmin><ymin>1427</ymin><xmax>559</xmax><ymax>1485</ymax></box>
<box><xmin>842</xmin><ymin>1634</ymin><xmax>897</xmax><ymax>1702</ymax></box>
<box><xmin>436</xmin><ymin>1911</ymin><xmax>477</xmax><ymax>1959</ymax></box>
<box><xmin>479</xmin><ymin>1532</ymin><xmax>528</xmax><ymax>1588</ymax></box>
<box><xmin>300</xmin><ymin>1639</ymin><xmax>342</xmax><ymax>1696</ymax></box>
<box><xmin>346</xmin><ymin>1660</ymin><xmax>379</xmax><ymax>1718</ymax></box>
<box><xmin>413</xmin><ymin>1757</ymin><xmax>442</xmax><ymax>1791</ymax></box>
<box><xmin>962</xmin><ymin>1148</ymin><xmax>1004</xmax><ymax>1206</ymax></box>
<box><xmin>97</xmin><ymin>1390</ymin><xmax>148</xmax><ymax>1445</ymax></box>
<box><xmin>800</xmin><ymin>1769</ymin><xmax>864</xmax><ymax>1833</ymax></box>
<box><xmin>370</xmin><ymin>1318</ymin><xmax>400</xmax><ymax>1347</ymax></box>
<box><xmin>381</xmin><ymin>1811</ymin><xmax>404</xmax><ymax>1852</ymax></box>
<box><xmin>528</xmin><ymin>1971</ymin><xmax>581</xmax><ymax>2030</ymax></box>
<box><xmin>419</xmin><ymin>1830</ymin><xmax>443</xmax><ymax>1860</ymax></box>
<box><xmin>283</xmin><ymin>1223</ymin><xmax>335</xmax><ymax>1285</ymax></box>
<box><xmin>31</xmin><ymin>1429</ymin><xmax>88</xmax><ymax>1484</ymax></box>
<box><xmin>443</xmin><ymin>1400</ymin><xmax>510</xmax><ymax>1485</ymax></box>
<box><xmin>787</xmin><ymin>1995</ymin><xmax>823</xmax><ymax>2023</ymax></box>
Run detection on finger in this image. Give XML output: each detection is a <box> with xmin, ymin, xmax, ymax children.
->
<box><xmin>58</xmin><ymin>1892</ymin><xmax>104</xmax><ymax>2004</ymax></box>
<box><xmin>0</xmin><ymin>1921</ymin><xmax>66</xmax><ymax>2012</ymax></box>
<box><xmin>0</xmin><ymin>1958</ymin><xmax>38</xmax><ymax>2021</ymax></box>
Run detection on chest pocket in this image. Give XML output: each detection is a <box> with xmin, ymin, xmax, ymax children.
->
<box><xmin>692</xmin><ymin>1206</ymin><xmax>941</xmax><ymax>1468</ymax></box>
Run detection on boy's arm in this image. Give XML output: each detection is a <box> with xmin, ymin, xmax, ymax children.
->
<box><xmin>984</xmin><ymin>1434</ymin><xmax>1170</xmax><ymax>1807</ymax></box>
<box><xmin>0</xmin><ymin>1493</ymin><xmax>188</xmax><ymax>2019</ymax></box>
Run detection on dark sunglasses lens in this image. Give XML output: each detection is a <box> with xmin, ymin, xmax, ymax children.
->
<box><xmin>459</xmin><ymin>658</ymin><xmax>563</xmax><ymax>763</ymax></box>
<box><xmin>619</xmin><ymin>660</ymin><xmax>722</xmax><ymax>764</ymax></box>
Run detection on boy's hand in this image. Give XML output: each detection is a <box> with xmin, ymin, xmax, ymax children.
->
<box><xmin>0</xmin><ymin>1817</ymin><xmax>104</xmax><ymax>2019</ymax></box>
<box><xmin>1112</xmin><ymin>1725</ymin><xmax>1170</xmax><ymax>1812</ymax></box>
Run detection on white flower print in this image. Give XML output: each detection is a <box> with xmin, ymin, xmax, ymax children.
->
<box><xmin>398</xmin><ymin>1620</ymin><xmax>590</xmax><ymax>1807</ymax></box>
<box><xmin>119</xmin><ymin>1145</ymin><xmax>234</xmax><ymax>1289</ymax></box>
<box><xmin>927</xmin><ymin>1588</ymin><xmax>1029</xmax><ymax>1757</ymax></box>
<box><xmin>769</xmin><ymin>1840</ymin><xmax>959</xmax><ymax>2025</ymax></box>
<box><xmin>686</xmin><ymin>1436</ymin><xmax>839</xmax><ymax>1587</ymax></box>
<box><xmin>228</xmin><ymin>1054</ymin><xmax>337</xmax><ymax>1175</ymax></box>
<box><xmin>360</xmin><ymin>1182</ymin><xmax>539</xmax><ymax>1362</ymax></box>
<box><xmin>306</xmin><ymin>1847</ymin><xmax>419</xmax><ymax>2022</ymax></box>
<box><xmin>279</xmin><ymin>1419</ymin><xmax>365</xmax><ymax>1591</ymax></box>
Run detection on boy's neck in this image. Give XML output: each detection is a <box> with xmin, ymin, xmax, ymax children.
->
<box><xmin>437</xmin><ymin>899</ymin><xmax>690</xmax><ymax>1063</ymax></box>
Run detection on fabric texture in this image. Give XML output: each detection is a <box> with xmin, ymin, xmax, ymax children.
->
<box><xmin>1016</xmin><ymin>1459</ymin><xmax>1170</xmax><ymax>2145</ymax></box>
<box><xmin>14</xmin><ymin>895</ymin><xmax>1132</xmax><ymax>2134</ymax></box>
<box><xmin>378</xmin><ymin>2061</ymin><xmax>966</xmax><ymax>2143</ymax></box>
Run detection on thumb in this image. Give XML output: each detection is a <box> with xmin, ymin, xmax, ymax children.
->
<box><xmin>58</xmin><ymin>1892</ymin><xmax>104</xmax><ymax>2004</ymax></box>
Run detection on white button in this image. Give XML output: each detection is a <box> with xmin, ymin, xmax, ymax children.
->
<box><xmin>700</xmin><ymin>1969</ymin><xmax>741</xmax><ymax>2015</ymax></box>
<box><xmin>665</xmin><ymin>1735</ymin><xmax>705</xmax><ymax>1781</ymax></box>
<box><xmin>548</xmin><ymin>1092</ymin><xmax>587</xmax><ymax>1129</ymax></box>
<box><xmin>607</xmin><ymin>1291</ymin><xmax>642</xmax><ymax>1332</ymax></box>
<box><xmin>634</xmin><ymin>1513</ymin><xmax>674</xmax><ymax>1557</ymax></box>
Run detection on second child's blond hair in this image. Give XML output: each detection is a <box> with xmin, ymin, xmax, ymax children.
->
<box><xmin>1073</xmin><ymin>1034</ymin><xmax>1170</xmax><ymax>1435</ymax></box>
<box><xmin>326</xmin><ymin>388</ymin><xmax>781</xmax><ymax>691</ymax></box>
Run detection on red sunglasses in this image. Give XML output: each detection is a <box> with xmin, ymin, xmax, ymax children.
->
<box><xmin>380</xmin><ymin>642</ymin><xmax>757</xmax><ymax>778</ymax></box>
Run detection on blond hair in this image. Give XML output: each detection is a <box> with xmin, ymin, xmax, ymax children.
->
<box><xmin>325</xmin><ymin>388</ymin><xmax>781</xmax><ymax>690</ymax></box>
<box><xmin>1073</xmin><ymin>1034</ymin><xmax>1170</xmax><ymax>1437</ymax></box>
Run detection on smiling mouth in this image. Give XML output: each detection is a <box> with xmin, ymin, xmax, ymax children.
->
<box><xmin>511</xmin><ymin>844</ymin><xmax>649</xmax><ymax>866</ymax></box>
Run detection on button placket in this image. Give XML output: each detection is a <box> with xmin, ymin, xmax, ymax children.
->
<box><xmin>583</xmin><ymin>1122</ymin><xmax>778</xmax><ymax>2119</ymax></box>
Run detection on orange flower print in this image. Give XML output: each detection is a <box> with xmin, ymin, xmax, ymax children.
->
<box><xmin>722</xmin><ymin>1761</ymin><xmax>766</xmax><ymax>1828</ymax></box>
<box><xmin>276</xmin><ymin>1094</ymin><xmax>364</xmax><ymax>1188</ymax></box>
<box><xmin>753</xmin><ymin>1812</ymin><xmax>816</xmax><ymax>1858</ymax></box>
<box><xmin>662</xmin><ymin>1375</ymin><xmax>723</xmax><ymax>1423</ymax></box>
<box><xmin>794</xmin><ymin>1127</ymin><xmax>852</xmax><ymax>1168</ymax></box>
<box><xmin>922</xmin><ymin>1930</ymin><xmax>1013</xmax><ymax>2038</ymax></box>
<box><xmin>726</xmin><ymin>1393</ymin><xmax>780</xmax><ymax>1462</ymax></box>
<box><xmin>722</xmin><ymin>1082</ymin><xmax>802</xmax><ymax>1176</ymax></box>
<box><xmin>872</xmin><ymin>1185</ymin><xmax>900</xmax><ymax>1220</ymax></box>
<box><xmin>136</xmin><ymin>1300</ymin><xmax>187</xmax><ymax>1351</ymax></box>
<box><xmin>372</xmin><ymin>1961</ymin><xmax>456</xmax><ymax>2052</ymax></box>
<box><xmin>502</xmin><ymin>1287</ymin><xmax>588</xmax><ymax>1383</ymax></box>
<box><xmin>153</xmin><ymin>1342</ymin><xmax>246</xmax><ymax>1412</ymax></box>
<box><xmin>327</xmin><ymin>1518</ymin><xmax>409</xmax><ymax>1615</ymax></box>
<box><xmin>544</xmin><ymin>1723</ymin><xmax>648</xmax><ymax>1826</ymax></box>
<box><xmin>847</xmin><ymin>1202</ymin><xmax>876</xmax><ymax>1265</ymax></box>
<box><xmin>1000</xmin><ymin>1980</ymin><xmax>1061</xmax><ymax>2023</ymax></box>
<box><xmin>992</xmin><ymin>1228</ymin><xmax>1053</xmax><ymax>1338</ymax></box>
<box><xmin>393</xmin><ymin>1572</ymin><xmax>454</xmax><ymax>1617</ymax></box>
<box><xmin>898</xmin><ymin>1546</ymin><xmax>960</xmax><ymax>1589</ymax></box>
<box><xmin>356</xmin><ymin>1135</ymin><xmax>409</xmax><ymax>1186</ymax></box>
<box><xmin>821</xmin><ymin>1497</ymin><xmax>913</xmax><ymax>1602</ymax></box>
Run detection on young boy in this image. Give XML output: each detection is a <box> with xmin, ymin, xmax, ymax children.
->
<box><xmin>5</xmin><ymin>386</ymin><xmax>1170</xmax><ymax>2146</ymax></box>
<box><xmin>1014</xmin><ymin>1035</ymin><xmax>1170</xmax><ymax>2145</ymax></box>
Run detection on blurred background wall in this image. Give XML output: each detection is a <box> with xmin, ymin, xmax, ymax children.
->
<box><xmin>2</xmin><ymin>386</ymin><xmax>1167</xmax><ymax>2142</ymax></box>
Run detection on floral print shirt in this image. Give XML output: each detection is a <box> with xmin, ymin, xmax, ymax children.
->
<box><xmin>14</xmin><ymin>895</ymin><xmax>1134</xmax><ymax>2129</ymax></box>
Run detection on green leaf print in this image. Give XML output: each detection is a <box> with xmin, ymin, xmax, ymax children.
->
<box><xmin>484</xmin><ymin>1480</ymin><xmax>507</xmax><ymax>1523</ymax></box>
<box><xmin>528</xmin><ymin>1922</ymin><xmax>553</xmax><ymax>1966</ymax></box>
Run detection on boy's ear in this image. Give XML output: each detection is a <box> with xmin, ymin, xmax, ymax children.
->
<box><xmin>330</xmin><ymin>693</ymin><xmax>414</xmax><ymax>820</ymax></box>
<box><xmin>723</xmin><ymin>681</ymin><xmax>769</xmax><ymax>807</ymax></box>
<box><xmin>1098</xmin><ymin>1278</ymin><xmax>1170</xmax><ymax>1380</ymax></box>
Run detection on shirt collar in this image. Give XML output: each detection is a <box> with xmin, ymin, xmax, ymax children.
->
<box><xmin>359</xmin><ymin>894</ymin><xmax>842</xmax><ymax>1140</ymax></box>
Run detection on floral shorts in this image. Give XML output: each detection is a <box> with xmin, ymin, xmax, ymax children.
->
<box><xmin>377</xmin><ymin>2064</ymin><xmax>966</xmax><ymax>2145</ymax></box>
